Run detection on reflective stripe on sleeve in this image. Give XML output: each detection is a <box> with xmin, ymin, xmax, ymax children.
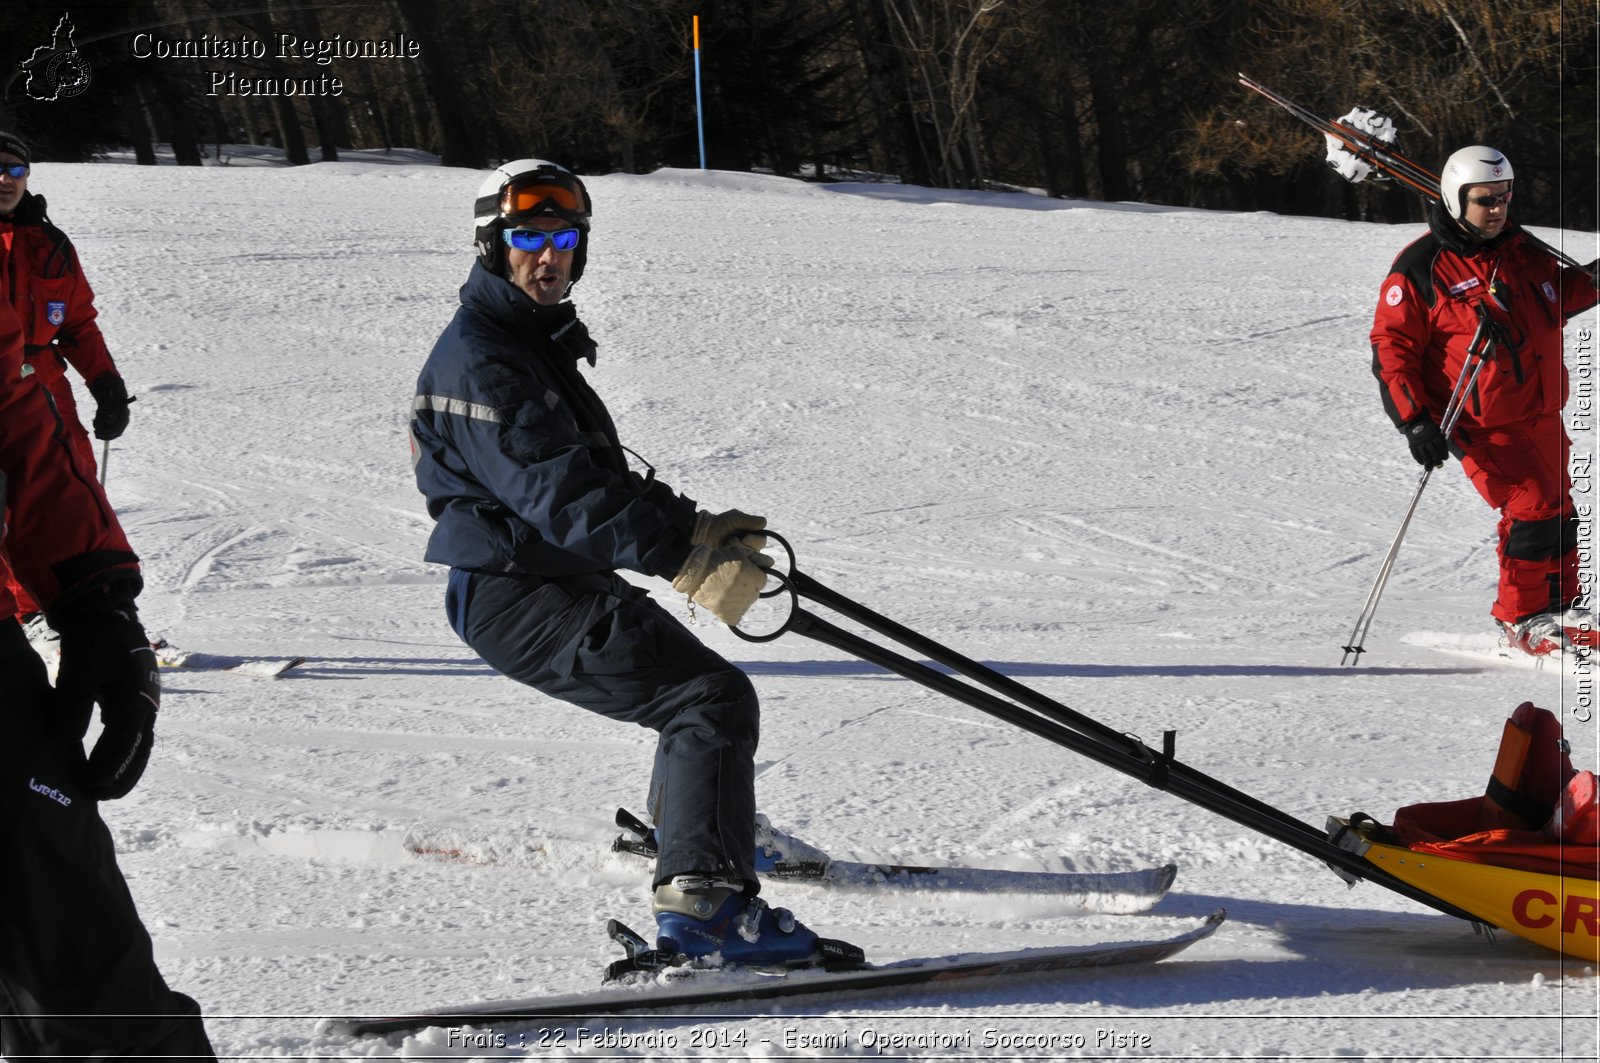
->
<box><xmin>413</xmin><ymin>393</ymin><xmax>505</xmax><ymax>424</ymax></box>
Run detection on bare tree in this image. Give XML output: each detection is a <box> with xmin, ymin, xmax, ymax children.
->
<box><xmin>878</xmin><ymin>0</ymin><xmax>1010</xmax><ymax>188</ymax></box>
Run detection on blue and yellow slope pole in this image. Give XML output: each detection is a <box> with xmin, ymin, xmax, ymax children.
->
<box><xmin>693</xmin><ymin>15</ymin><xmax>706</xmax><ymax>169</ymax></box>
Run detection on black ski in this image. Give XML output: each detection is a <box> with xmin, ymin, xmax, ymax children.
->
<box><xmin>321</xmin><ymin>909</ymin><xmax>1224</xmax><ymax>1039</ymax></box>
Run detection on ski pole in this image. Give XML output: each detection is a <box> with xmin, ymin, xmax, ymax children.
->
<box><xmin>1340</xmin><ymin>307</ymin><xmax>1498</xmax><ymax>663</ymax></box>
<box><xmin>1340</xmin><ymin>470</ymin><xmax>1433</xmax><ymax>665</ymax></box>
<box><xmin>97</xmin><ymin>393</ymin><xmax>133</xmax><ymax>488</ymax></box>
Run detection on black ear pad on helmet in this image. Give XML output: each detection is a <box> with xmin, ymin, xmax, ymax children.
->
<box><xmin>475</xmin><ymin>221</ymin><xmax>506</xmax><ymax>274</ymax></box>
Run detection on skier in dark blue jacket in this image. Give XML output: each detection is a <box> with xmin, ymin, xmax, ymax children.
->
<box><xmin>411</xmin><ymin>160</ymin><xmax>861</xmax><ymax>970</ymax></box>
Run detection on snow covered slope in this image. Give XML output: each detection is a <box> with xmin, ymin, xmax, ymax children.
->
<box><xmin>34</xmin><ymin>151</ymin><xmax>1600</xmax><ymax>1058</ymax></box>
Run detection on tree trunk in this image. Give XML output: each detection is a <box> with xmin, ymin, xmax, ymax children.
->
<box><xmin>275</xmin><ymin>98</ymin><xmax>311</xmax><ymax>165</ymax></box>
<box><xmin>392</xmin><ymin>0</ymin><xmax>484</xmax><ymax>167</ymax></box>
<box><xmin>290</xmin><ymin>6</ymin><xmax>342</xmax><ymax>161</ymax></box>
<box><xmin>852</xmin><ymin>0</ymin><xmax>935</xmax><ymax>185</ymax></box>
<box><xmin>1082</xmin><ymin>48</ymin><xmax>1126</xmax><ymax>201</ymax></box>
<box><xmin>353</xmin><ymin>60</ymin><xmax>395</xmax><ymax>152</ymax></box>
<box><xmin>156</xmin><ymin>80</ymin><xmax>204</xmax><ymax>166</ymax></box>
<box><xmin>126</xmin><ymin>83</ymin><xmax>158</xmax><ymax>166</ymax></box>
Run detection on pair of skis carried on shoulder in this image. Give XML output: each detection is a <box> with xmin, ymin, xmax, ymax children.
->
<box><xmin>1237</xmin><ymin>73</ymin><xmax>1586</xmax><ymax>271</ymax></box>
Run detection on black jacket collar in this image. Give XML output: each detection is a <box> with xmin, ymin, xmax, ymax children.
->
<box><xmin>459</xmin><ymin>260</ymin><xmax>593</xmax><ymax>364</ymax></box>
<box><xmin>2</xmin><ymin>191</ymin><xmax>48</xmax><ymax>226</ymax></box>
<box><xmin>1428</xmin><ymin>200</ymin><xmax>1518</xmax><ymax>256</ymax></box>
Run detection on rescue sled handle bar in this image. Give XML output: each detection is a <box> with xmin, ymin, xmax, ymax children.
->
<box><xmin>742</xmin><ymin>533</ymin><xmax>1332</xmax><ymax>844</ymax></box>
<box><xmin>735</xmin><ymin>533</ymin><xmax>1479</xmax><ymax>923</ymax></box>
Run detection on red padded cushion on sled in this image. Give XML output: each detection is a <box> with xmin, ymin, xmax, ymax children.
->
<box><xmin>1392</xmin><ymin>790</ymin><xmax>1600</xmax><ymax>879</ymax></box>
<box><xmin>1394</xmin><ymin>796</ymin><xmax>1488</xmax><ymax>842</ymax></box>
<box><xmin>1476</xmin><ymin>702</ymin><xmax>1574</xmax><ymax>832</ymax></box>
<box><xmin>1382</xmin><ymin>703</ymin><xmax>1597</xmax><ymax>878</ymax></box>
<box><xmin>1554</xmin><ymin>772</ymin><xmax>1600</xmax><ymax>846</ymax></box>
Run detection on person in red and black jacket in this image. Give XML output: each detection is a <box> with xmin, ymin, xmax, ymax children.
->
<box><xmin>0</xmin><ymin>130</ymin><xmax>133</xmax><ymax>629</ymax></box>
<box><xmin>0</xmin><ymin>287</ymin><xmax>215</xmax><ymax>1057</ymax></box>
<box><xmin>1371</xmin><ymin>145</ymin><xmax>1600</xmax><ymax>656</ymax></box>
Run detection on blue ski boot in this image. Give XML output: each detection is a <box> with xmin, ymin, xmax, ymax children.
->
<box><xmin>651</xmin><ymin>874</ymin><xmax>864</xmax><ymax>970</ymax></box>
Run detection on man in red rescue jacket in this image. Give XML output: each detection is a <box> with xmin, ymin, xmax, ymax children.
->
<box><xmin>1371</xmin><ymin>145</ymin><xmax>1600</xmax><ymax>655</ymax></box>
<box><xmin>0</xmin><ymin>281</ymin><xmax>214</xmax><ymax>1055</ymax></box>
<box><xmin>0</xmin><ymin>130</ymin><xmax>132</xmax><ymax>628</ymax></box>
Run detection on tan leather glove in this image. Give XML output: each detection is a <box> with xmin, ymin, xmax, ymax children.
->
<box><xmin>691</xmin><ymin>508</ymin><xmax>767</xmax><ymax>550</ymax></box>
<box><xmin>672</xmin><ymin>544</ymin><xmax>773</xmax><ymax>625</ymax></box>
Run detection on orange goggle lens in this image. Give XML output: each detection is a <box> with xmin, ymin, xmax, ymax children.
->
<box><xmin>501</xmin><ymin>178</ymin><xmax>586</xmax><ymax>215</ymax></box>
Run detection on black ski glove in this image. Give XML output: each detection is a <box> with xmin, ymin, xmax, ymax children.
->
<box><xmin>53</xmin><ymin>595</ymin><xmax>160</xmax><ymax>800</ymax></box>
<box><xmin>87</xmin><ymin>372</ymin><xmax>131</xmax><ymax>441</ymax></box>
<box><xmin>1403</xmin><ymin>417</ymin><xmax>1448</xmax><ymax>469</ymax></box>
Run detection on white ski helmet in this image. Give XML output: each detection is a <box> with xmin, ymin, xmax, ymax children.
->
<box><xmin>473</xmin><ymin>159</ymin><xmax>592</xmax><ymax>280</ymax></box>
<box><xmin>1440</xmin><ymin>145</ymin><xmax>1513</xmax><ymax>221</ymax></box>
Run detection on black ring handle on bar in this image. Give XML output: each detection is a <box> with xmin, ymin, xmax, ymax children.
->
<box><xmin>731</xmin><ymin>530</ymin><xmax>800</xmax><ymax>642</ymax></box>
<box><xmin>718</xmin><ymin>529</ymin><xmax>1479</xmax><ymax>924</ymax></box>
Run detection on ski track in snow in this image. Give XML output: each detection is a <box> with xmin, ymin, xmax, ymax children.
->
<box><xmin>26</xmin><ymin>152</ymin><xmax>1598</xmax><ymax>1058</ymax></box>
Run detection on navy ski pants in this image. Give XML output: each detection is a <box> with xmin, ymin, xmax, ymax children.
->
<box><xmin>447</xmin><ymin>568</ymin><xmax>760</xmax><ymax>888</ymax></box>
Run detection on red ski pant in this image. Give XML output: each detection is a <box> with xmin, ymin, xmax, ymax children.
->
<box><xmin>2</xmin><ymin>370</ymin><xmax>99</xmax><ymax>618</ymax></box>
<box><xmin>1457</xmin><ymin>414</ymin><xmax>1580</xmax><ymax>624</ymax></box>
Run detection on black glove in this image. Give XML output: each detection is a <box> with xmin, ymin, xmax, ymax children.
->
<box><xmin>1403</xmin><ymin>417</ymin><xmax>1449</xmax><ymax>469</ymax></box>
<box><xmin>53</xmin><ymin>598</ymin><xmax>159</xmax><ymax>800</ymax></box>
<box><xmin>87</xmin><ymin>372</ymin><xmax>131</xmax><ymax>441</ymax></box>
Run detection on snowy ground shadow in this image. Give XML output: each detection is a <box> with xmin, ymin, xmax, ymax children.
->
<box><xmin>1137</xmin><ymin>890</ymin><xmax>1566</xmax><ymax>1001</ymax></box>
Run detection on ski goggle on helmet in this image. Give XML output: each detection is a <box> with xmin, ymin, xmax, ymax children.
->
<box><xmin>474</xmin><ymin>160</ymin><xmax>591</xmax><ymax>230</ymax></box>
<box><xmin>473</xmin><ymin>159</ymin><xmax>593</xmax><ymax>279</ymax></box>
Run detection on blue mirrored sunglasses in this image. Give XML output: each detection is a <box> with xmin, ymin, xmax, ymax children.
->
<box><xmin>0</xmin><ymin>164</ymin><xmax>28</xmax><ymax>179</ymax></box>
<box><xmin>502</xmin><ymin>227</ymin><xmax>580</xmax><ymax>252</ymax></box>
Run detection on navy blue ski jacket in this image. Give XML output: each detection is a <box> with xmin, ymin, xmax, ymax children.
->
<box><xmin>410</xmin><ymin>262</ymin><xmax>698</xmax><ymax>580</ymax></box>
